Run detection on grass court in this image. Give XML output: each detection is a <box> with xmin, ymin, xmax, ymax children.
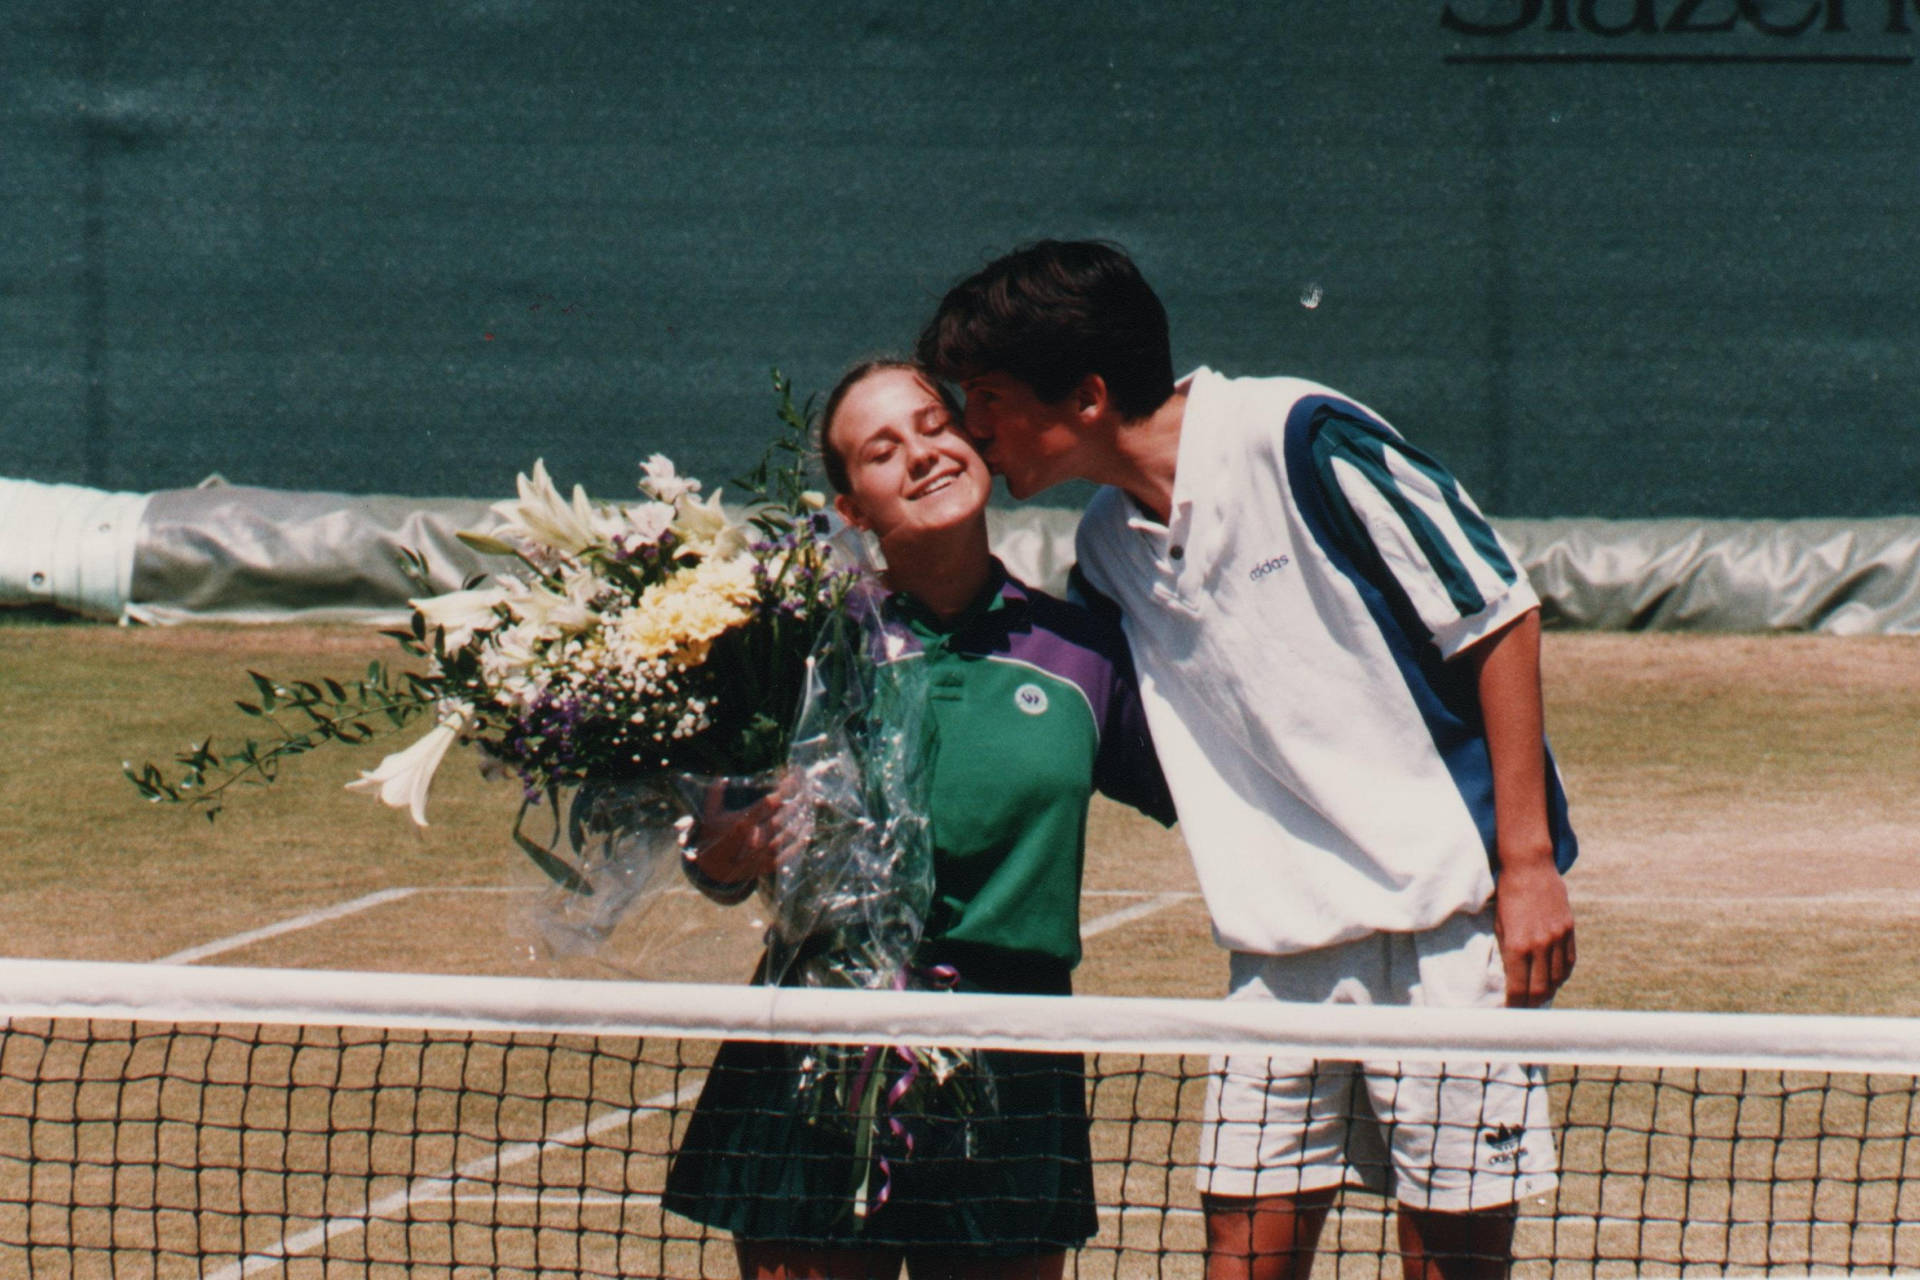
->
<box><xmin>2</xmin><ymin>623</ymin><xmax>1919</xmax><ymax>1276</ymax></box>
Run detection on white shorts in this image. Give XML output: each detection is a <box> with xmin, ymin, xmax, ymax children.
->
<box><xmin>1196</xmin><ymin>907</ymin><xmax>1558</xmax><ymax>1211</ymax></box>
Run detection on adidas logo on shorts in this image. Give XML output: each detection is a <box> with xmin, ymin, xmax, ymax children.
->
<box><xmin>1484</xmin><ymin>1123</ymin><xmax>1525</xmax><ymax>1168</ymax></box>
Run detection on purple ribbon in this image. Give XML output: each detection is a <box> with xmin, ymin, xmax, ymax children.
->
<box><xmin>851</xmin><ymin>963</ymin><xmax>960</xmax><ymax>1218</ymax></box>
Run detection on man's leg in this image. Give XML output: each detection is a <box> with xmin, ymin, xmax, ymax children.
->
<box><xmin>1198</xmin><ymin>951</ymin><xmax>1380</xmax><ymax>1280</ymax></box>
<box><xmin>904</xmin><ymin>1248</ymin><xmax>1067</xmax><ymax>1280</ymax></box>
<box><xmin>1397</xmin><ymin>1204</ymin><xmax>1517</xmax><ymax>1280</ymax></box>
<box><xmin>1369</xmin><ymin>914</ymin><xmax>1554</xmax><ymax>1280</ymax></box>
<box><xmin>736</xmin><ymin>1242</ymin><xmax>904</xmax><ymax>1280</ymax></box>
<box><xmin>1202</xmin><ymin>1188</ymin><xmax>1338</xmax><ymax>1280</ymax></box>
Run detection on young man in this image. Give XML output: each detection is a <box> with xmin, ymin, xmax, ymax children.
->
<box><xmin>916</xmin><ymin>241</ymin><xmax>1577</xmax><ymax>1280</ymax></box>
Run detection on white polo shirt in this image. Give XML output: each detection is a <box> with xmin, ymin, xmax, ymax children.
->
<box><xmin>1074</xmin><ymin>368</ymin><xmax>1576</xmax><ymax>957</ymax></box>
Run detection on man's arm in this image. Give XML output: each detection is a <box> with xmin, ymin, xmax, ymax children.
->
<box><xmin>1465</xmin><ymin>607</ymin><xmax>1576</xmax><ymax>1007</ymax></box>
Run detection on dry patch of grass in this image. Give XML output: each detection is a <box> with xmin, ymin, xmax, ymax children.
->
<box><xmin>0</xmin><ymin>625</ymin><xmax>522</xmax><ymax>962</ymax></box>
<box><xmin>3</xmin><ymin>626</ymin><xmax>1918</xmax><ymax>1014</ymax></box>
<box><xmin>1543</xmin><ymin>633</ymin><xmax>1920</xmax><ymax>898</ymax></box>
<box><xmin>1541</xmin><ymin>632</ymin><xmax>1920</xmax><ymax>1013</ymax></box>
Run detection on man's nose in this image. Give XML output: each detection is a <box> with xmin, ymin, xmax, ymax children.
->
<box><xmin>960</xmin><ymin>404</ymin><xmax>992</xmax><ymax>440</ymax></box>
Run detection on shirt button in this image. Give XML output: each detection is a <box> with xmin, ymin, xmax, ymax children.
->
<box><xmin>1169</xmin><ymin>544</ymin><xmax>1185</xmax><ymax>561</ymax></box>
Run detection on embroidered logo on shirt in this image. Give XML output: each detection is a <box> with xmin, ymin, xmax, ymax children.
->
<box><xmin>1249</xmin><ymin>555</ymin><xmax>1292</xmax><ymax>582</ymax></box>
<box><xmin>1014</xmin><ymin>684</ymin><xmax>1049</xmax><ymax>716</ymax></box>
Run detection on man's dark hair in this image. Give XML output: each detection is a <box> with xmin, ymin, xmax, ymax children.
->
<box><xmin>915</xmin><ymin>240</ymin><xmax>1176</xmax><ymax>421</ymax></box>
<box><xmin>815</xmin><ymin>358</ymin><xmax>963</xmax><ymax>495</ymax></box>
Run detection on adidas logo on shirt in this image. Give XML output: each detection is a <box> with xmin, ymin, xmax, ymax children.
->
<box><xmin>1249</xmin><ymin>555</ymin><xmax>1292</xmax><ymax>582</ymax></box>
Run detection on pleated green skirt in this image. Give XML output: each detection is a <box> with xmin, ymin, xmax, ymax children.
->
<box><xmin>661</xmin><ymin>954</ymin><xmax>1096</xmax><ymax>1256</ymax></box>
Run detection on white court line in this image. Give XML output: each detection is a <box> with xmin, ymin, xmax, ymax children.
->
<box><xmin>158</xmin><ymin>881</ymin><xmax>1909</xmax><ymax>971</ymax></box>
<box><xmin>156</xmin><ymin>885</ymin><xmax>1201</xmax><ymax>966</ymax></box>
<box><xmin>1577</xmin><ymin>893</ymin><xmax>1920</xmax><ymax>906</ymax></box>
<box><xmin>202</xmin><ymin>1078</ymin><xmax>705</xmax><ymax>1279</ymax></box>
<box><xmin>1081</xmin><ymin>891</ymin><xmax>1192</xmax><ymax>940</ymax></box>
<box><xmin>155</xmin><ymin>888</ymin><xmax>421</xmax><ymax>965</ymax></box>
<box><xmin>417</xmin><ymin>884</ymin><xmax>531</xmax><ymax>893</ymax></box>
<box><xmin>199</xmin><ymin>887</ymin><xmax>1191</xmax><ymax>1273</ymax></box>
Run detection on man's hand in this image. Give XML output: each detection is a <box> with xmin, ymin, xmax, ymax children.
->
<box><xmin>1492</xmin><ymin>856</ymin><xmax>1576</xmax><ymax>1007</ymax></box>
<box><xmin>1466</xmin><ymin>608</ymin><xmax>1577</xmax><ymax>1007</ymax></box>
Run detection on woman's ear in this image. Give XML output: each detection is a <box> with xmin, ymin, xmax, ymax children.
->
<box><xmin>834</xmin><ymin>492</ymin><xmax>870</xmax><ymax>531</ymax></box>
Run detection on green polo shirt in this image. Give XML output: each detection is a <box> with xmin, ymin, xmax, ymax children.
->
<box><xmin>888</xmin><ymin>565</ymin><xmax>1172</xmax><ymax>972</ymax></box>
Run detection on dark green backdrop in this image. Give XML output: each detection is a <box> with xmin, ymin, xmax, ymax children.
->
<box><xmin>5</xmin><ymin>2</ymin><xmax>1917</xmax><ymax>517</ymax></box>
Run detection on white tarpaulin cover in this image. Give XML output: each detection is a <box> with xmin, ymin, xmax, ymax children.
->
<box><xmin>1501</xmin><ymin>518</ymin><xmax>1920</xmax><ymax>635</ymax></box>
<box><xmin>2</xmin><ymin>477</ymin><xmax>1917</xmax><ymax>633</ymax></box>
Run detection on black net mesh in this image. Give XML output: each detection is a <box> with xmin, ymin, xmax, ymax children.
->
<box><xmin>4</xmin><ymin>1016</ymin><xmax>1917</xmax><ymax>1277</ymax></box>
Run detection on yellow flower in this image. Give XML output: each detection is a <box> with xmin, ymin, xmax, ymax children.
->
<box><xmin>608</xmin><ymin>556</ymin><xmax>757</xmax><ymax>669</ymax></box>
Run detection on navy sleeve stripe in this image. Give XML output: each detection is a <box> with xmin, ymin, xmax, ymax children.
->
<box><xmin>1390</xmin><ymin>438</ymin><xmax>1521</xmax><ymax>589</ymax></box>
<box><xmin>1311</xmin><ymin>414</ymin><xmax>1490</xmax><ymax>618</ymax></box>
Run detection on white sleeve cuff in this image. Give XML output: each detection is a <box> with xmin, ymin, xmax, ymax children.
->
<box><xmin>1430</xmin><ymin>579</ymin><xmax>1540</xmax><ymax>660</ymax></box>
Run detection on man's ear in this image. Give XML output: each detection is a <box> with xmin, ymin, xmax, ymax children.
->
<box><xmin>834</xmin><ymin>492</ymin><xmax>870</xmax><ymax>531</ymax></box>
<box><xmin>1073</xmin><ymin>372</ymin><xmax>1111</xmax><ymax>425</ymax></box>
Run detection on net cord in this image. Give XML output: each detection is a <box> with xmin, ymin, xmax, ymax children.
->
<box><xmin>1</xmin><ymin>957</ymin><xmax>1913</xmax><ymax>1073</ymax></box>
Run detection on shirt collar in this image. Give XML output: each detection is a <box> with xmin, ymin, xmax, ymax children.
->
<box><xmin>884</xmin><ymin>557</ymin><xmax>1026</xmax><ymax>640</ymax></box>
<box><xmin>1125</xmin><ymin>366</ymin><xmax>1210</xmax><ymax>534</ymax></box>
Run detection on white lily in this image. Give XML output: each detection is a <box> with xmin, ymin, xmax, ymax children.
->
<box><xmin>490</xmin><ymin>459</ymin><xmax>606</xmax><ymax>556</ymax></box>
<box><xmin>506</xmin><ymin>575</ymin><xmax>596</xmax><ymax>636</ymax></box>
<box><xmin>674</xmin><ymin>487</ymin><xmax>750</xmax><ymax>559</ymax></box>
<box><xmin>478</xmin><ymin>624</ymin><xmax>546</xmax><ymax>707</ymax></box>
<box><xmin>410</xmin><ymin>584</ymin><xmax>510</xmax><ymax>650</ymax></box>
<box><xmin>639</xmin><ymin>453</ymin><xmax>700</xmax><ymax>503</ymax></box>
<box><xmin>623</xmin><ymin>499</ymin><xmax>675</xmax><ymax>547</ymax></box>
<box><xmin>345</xmin><ymin>705</ymin><xmax>473</xmax><ymax>827</ymax></box>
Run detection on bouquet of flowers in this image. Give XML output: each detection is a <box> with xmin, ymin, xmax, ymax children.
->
<box><xmin>126</xmin><ymin>375</ymin><xmax>856</xmax><ymax>906</ymax></box>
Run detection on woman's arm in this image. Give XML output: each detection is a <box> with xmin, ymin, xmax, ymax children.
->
<box><xmin>681</xmin><ymin>787</ymin><xmax>788</xmax><ymax>904</ymax></box>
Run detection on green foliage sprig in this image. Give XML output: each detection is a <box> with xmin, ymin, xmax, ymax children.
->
<box><xmin>123</xmin><ymin>661</ymin><xmax>438</xmax><ymax>820</ymax></box>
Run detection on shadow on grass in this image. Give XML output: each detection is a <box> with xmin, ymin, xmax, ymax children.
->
<box><xmin>0</xmin><ymin>605</ymin><xmax>102</xmax><ymax>627</ymax></box>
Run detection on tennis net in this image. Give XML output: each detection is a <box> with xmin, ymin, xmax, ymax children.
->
<box><xmin>3</xmin><ymin>957</ymin><xmax>1918</xmax><ymax>1278</ymax></box>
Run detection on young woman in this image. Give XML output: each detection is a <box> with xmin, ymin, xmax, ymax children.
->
<box><xmin>660</xmin><ymin>361</ymin><xmax>1173</xmax><ymax>1280</ymax></box>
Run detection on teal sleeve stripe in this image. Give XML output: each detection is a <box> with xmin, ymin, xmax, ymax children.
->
<box><xmin>1387</xmin><ymin>438</ymin><xmax>1521</xmax><ymax>589</ymax></box>
<box><xmin>1312</xmin><ymin>417</ymin><xmax>1488</xmax><ymax>618</ymax></box>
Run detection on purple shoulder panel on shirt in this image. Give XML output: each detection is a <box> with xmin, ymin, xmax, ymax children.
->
<box><xmin>850</xmin><ymin>564</ymin><xmax>1172</xmax><ymax>825</ymax></box>
<box><xmin>994</xmin><ymin>577</ymin><xmax>1124</xmax><ymax>731</ymax></box>
<box><xmin>998</xmin><ymin>575</ymin><xmax>1176</xmax><ymax>827</ymax></box>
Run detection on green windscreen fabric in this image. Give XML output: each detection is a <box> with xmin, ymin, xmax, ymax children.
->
<box><xmin>4</xmin><ymin>3</ymin><xmax>1917</xmax><ymax>517</ymax></box>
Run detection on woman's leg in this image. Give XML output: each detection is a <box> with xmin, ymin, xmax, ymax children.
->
<box><xmin>904</xmin><ymin>1249</ymin><xmax>1067</xmax><ymax>1280</ymax></box>
<box><xmin>736</xmin><ymin>1241</ymin><xmax>905</xmax><ymax>1280</ymax></box>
